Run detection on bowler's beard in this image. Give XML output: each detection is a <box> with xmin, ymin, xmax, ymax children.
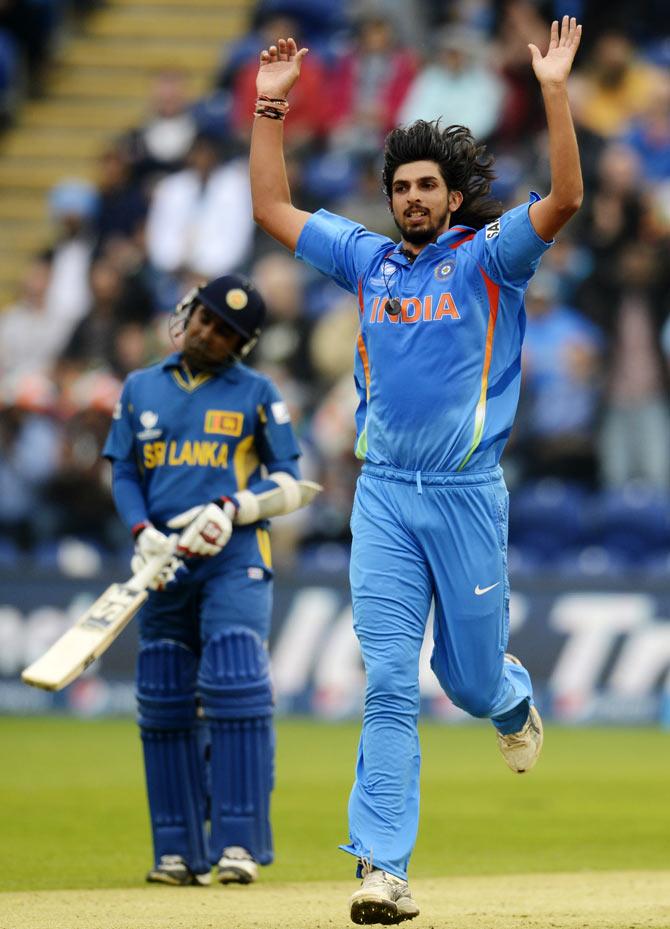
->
<box><xmin>393</xmin><ymin>206</ymin><xmax>451</xmax><ymax>245</ymax></box>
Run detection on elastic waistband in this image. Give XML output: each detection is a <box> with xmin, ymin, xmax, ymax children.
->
<box><xmin>361</xmin><ymin>463</ymin><xmax>503</xmax><ymax>488</ymax></box>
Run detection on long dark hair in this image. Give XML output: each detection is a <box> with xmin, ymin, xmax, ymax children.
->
<box><xmin>382</xmin><ymin>121</ymin><xmax>502</xmax><ymax>230</ymax></box>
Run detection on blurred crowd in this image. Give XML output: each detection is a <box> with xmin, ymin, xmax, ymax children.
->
<box><xmin>2</xmin><ymin>0</ymin><xmax>670</xmax><ymax>572</ymax></box>
<box><xmin>0</xmin><ymin>0</ymin><xmax>99</xmax><ymax>119</ymax></box>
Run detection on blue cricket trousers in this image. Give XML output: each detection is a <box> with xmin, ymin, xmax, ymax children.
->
<box><xmin>340</xmin><ymin>464</ymin><xmax>533</xmax><ymax>879</ymax></box>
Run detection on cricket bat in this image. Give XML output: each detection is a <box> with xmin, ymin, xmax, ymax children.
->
<box><xmin>21</xmin><ymin>540</ymin><xmax>179</xmax><ymax>692</ymax></box>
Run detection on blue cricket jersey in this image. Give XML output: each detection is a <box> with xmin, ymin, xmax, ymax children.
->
<box><xmin>296</xmin><ymin>195</ymin><xmax>552</xmax><ymax>472</ymax></box>
<box><xmin>103</xmin><ymin>353</ymin><xmax>301</xmax><ymax>529</ymax></box>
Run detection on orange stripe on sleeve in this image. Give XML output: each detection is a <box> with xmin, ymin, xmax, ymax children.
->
<box><xmin>457</xmin><ymin>265</ymin><xmax>500</xmax><ymax>470</ymax></box>
<box><xmin>357</xmin><ymin>332</ymin><xmax>371</xmax><ymax>402</ymax></box>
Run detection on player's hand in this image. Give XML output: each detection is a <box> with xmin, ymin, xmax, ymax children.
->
<box><xmin>528</xmin><ymin>16</ymin><xmax>581</xmax><ymax>86</ymax></box>
<box><xmin>167</xmin><ymin>500</ymin><xmax>235</xmax><ymax>557</ymax></box>
<box><xmin>131</xmin><ymin>526</ymin><xmax>184</xmax><ymax>590</ymax></box>
<box><xmin>257</xmin><ymin>37</ymin><xmax>308</xmax><ymax>99</ymax></box>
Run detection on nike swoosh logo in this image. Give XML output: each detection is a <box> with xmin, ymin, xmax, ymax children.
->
<box><xmin>474</xmin><ymin>582</ymin><xmax>500</xmax><ymax>596</ymax></box>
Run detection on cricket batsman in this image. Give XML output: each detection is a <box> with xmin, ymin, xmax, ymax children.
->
<box><xmin>249</xmin><ymin>16</ymin><xmax>583</xmax><ymax>924</ymax></box>
<box><xmin>103</xmin><ymin>273</ymin><xmax>303</xmax><ymax>886</ymax></box>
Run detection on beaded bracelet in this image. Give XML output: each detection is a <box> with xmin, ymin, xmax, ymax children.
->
<box><xmin>254</xmin><ymin>94</ymin><xmax>290</xmax><ymax>120</ymax></box>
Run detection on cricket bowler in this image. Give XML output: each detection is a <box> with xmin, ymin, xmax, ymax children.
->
<box><xmin>249</xmin><ymin>15</ymin><xmax>583</xmax><ymax>924</ymax></box>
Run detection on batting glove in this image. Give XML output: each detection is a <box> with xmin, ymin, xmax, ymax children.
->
<box><xmin>131</xmin><ymin>524</ymin><xmax>184</xmax><ymax>591</ymax></box>
<box><xmin>167</xmin><ymin>499</ymin><xmax>236</xmax><ymax>558</ymax></box>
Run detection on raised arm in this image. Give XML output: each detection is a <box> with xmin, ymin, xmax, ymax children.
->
<box><xmin>528</xmin><ymin>16</ymin><xmax>583</xmax><ymax>241</ymax></box>
<box><xmin>250</xmin><ymin>37</ymin><xmax>313</xmax><ymax>252</ymax></box>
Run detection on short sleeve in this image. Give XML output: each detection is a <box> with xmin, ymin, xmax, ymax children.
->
<box><xmin>102</xmin><ymin>379</ymin><xmax>136</xmax><ymax>462</ymax></box>
<box><xmin>256</xmin><ymin>380</ymin><xmax>301</xmax><ymax>466</ymax></box>
<box><xmin>477</xmin><ymin>194</ymin><xmax>553</xmax><ymax>287</ymax></box>
<box><xmin>296</xmin><ymin>209</ymin><xmax>390</xmax><ymax>294</ymax></box>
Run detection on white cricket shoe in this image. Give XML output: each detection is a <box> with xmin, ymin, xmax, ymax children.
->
<box><xmin>217</xmin><ymin>846</ymin><xmax>258</xmax><ymax>884</ymax></box>
<box><xmin>146</xmin><ymin>854</ymin><xmax>211</xmax><ymax>886</ymax></box>
<box><xmin>496</xmin><ymin>655</ymin><xmax>543</xmax><ymax>773</ymax></box>
<box><xmin>350</xmin><ymin>864</ymin><xmax>420</xmax><ymax>925</ymax></box>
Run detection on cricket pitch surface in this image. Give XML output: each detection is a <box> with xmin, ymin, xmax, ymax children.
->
<box><xmin>3</xmin><ymin>870</ymin><xmax>669</xmax><ymax>929</ymax></box>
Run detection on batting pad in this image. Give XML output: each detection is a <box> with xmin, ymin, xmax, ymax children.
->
<box><xmin>136</xmin><ymin>640</ymin><xmax>209</xmax><ymax>875</ymax></box>
<box><xmin>199</xmin><ymin>628</ymin><xmax>274</xmax><ymax>865</ymax></box>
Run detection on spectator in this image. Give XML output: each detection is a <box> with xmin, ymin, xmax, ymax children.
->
<box><xmin>41</xmin><ymin>375</ymin><xmax>123</xmax><ymax>549</ymax></box>
<box><xmin>45</xmin><ymin>178</ymin><xmax>99</xmax><ymax>334</ymax></box>
<box><xmin>0</xmin><ymin>254</ymin><xmax>67</xmax><ymax>379</ymax></box>
<box><xmin>93</xmin><ymin>143</ymin><xmax>148</xmax><ymax>250</ymax></box>
<box><xmin>0</xmin><ymin>373</ymin><xmax>61</xmax><ymax>549</ymax></box>
<box><xmin>516</xmin><ymin>269</ymin><xmax>604</xmax><ymax>487</ymax></box>
<box><xmin>0</xmin><ymin>0</ymin><xmax>63</xmax><ymax>95</ymax></box>
<box><xmin>570</xmin><ymin>30</ymin><xmax>659</xmax><ymax>138</ymax></box>
<box><xmin>123</xmin><ymin>70</ymin><xmax>198</xmax><ymax>184</ymax></box>
<box><xmin>329</xmin><ymin>8</ymin><xmax>418</xmax><ymax>156</ymax></box>
<box><xmin>620</xmin><ymin>71</ymin><xmax>670</xmax><ymax>183</ymax></box>
<box><xmin>99</xmin><ymin>234</ymin><xmax>157</xmax><ymax>327</ymax></box>
<box><xmin>216</xmin><ymin>10</ymin><xmax>302</xmax><ymax>91</ymax></box>
<box><xmin>597</xmin><ymin>243</ymin><xmax>670</xmax><ymax>489</ymax></box>
<box><xmin>492</xmin><ymin>0</ymin><xmax>550</xmax><ymax>142</ymax></box>
<box><xmin>0</xmin><ymin>26</ymin><xmax>18</xmax><ymax>124</ymax></box>
<box><xmin>250</xmin><ymin>0</ymin><xmax>348</xmax><ymax>54</ymax></box>
<box><xmin>398</xmin><ymin>25</ymin><xmax>506</xmax><ymax>140</ymax></box>
<box><xmin>145</xmin><ymin>132</ymin><xmax>254</xmax><ymax>280</ymax></box>
<box><xmin>60</xmin><ymin>257</ymin><xmax>127</xmax><ymax>371</ymax></box>
<box><xmin>231</xmin><ymin>18</ymin><xmax>329</xmax><ymax>147</ymax></box>
<box><xmin>575</xmin><ymin>142</ymin><xmax>645</xmax><ymax>324</ymax></box>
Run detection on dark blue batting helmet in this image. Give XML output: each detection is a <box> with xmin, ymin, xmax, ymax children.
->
<box><xmin>174</xmin><ymin>273</ymin><xmax>266</xmax><ymax>359</ymax></box>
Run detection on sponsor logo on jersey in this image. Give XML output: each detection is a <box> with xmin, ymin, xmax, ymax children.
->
<box><xmin>368</xmin><ymin>293</ymin><xmax>461</xmax><ymax>324</ymax></box>
<box><xmin>270</xmin><ymin>400</ymin><xmax>291</xmax><ymax>424</ymax></box>
<box><xmin>137</xmin><ymin>410</ymin><xmax>162</xmax><ymax>440</ymax></box>
<box><xmin>112</xmin><ymin>400</ymin><xmax>122</xmax><ymax>421</ymax></box>
<box><xmin>143</xmin><ymin>440</ymin><xmax>230</xmax><ymax>470</ymax></box>
<box><xmin>485</xmin><ymin>219</ymin><xmax>501</xmax><ymax>240</ymax></box>
<box><xmin>204</xmin><ymin>410</ymin><xmax>244</xmax><ymax>436</ymax></box>
<box><xmin>247</xmin><ymin>566</ymin><xmax>264</xmax><ymax>580</ymax></box>
<box><xmin>434</xmin><ymin>260</ymin><xmax>455</xmax><ymax>280</ymax></box>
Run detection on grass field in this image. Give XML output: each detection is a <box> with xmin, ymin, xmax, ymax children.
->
<box><xmin>2</xmin><ymin>718</ymin><xmax>670</xmax><ymax>928</ymax></box>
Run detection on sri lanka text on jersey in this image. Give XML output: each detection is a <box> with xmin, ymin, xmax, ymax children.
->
<box><xmin>143</xmin><ymin>440</ymin><xmax>230</xmax><ymax>469</ymax></box>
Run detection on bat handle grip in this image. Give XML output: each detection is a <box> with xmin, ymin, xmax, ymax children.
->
<box><xmin>125</xmin><ymin>534</ymin><xmax>180</xmax><ymax>593</ymax></box>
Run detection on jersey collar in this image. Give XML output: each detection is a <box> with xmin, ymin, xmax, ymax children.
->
<box><xmin>161</xmin><ymin>351</ymin><xmax>242</xmax><ymax>380</ymax></box>
<box><xmin>389</xmin><ymin>224</ymin><xmax>476</xmax><ymax>262</ymax></box>
<box><xmin>161</xmin><ymin>352</ymin><xmax>184</xmax><ymax>370</ymax></box>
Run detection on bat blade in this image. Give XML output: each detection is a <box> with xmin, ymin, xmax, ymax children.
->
<box><xmin>21</xmin><ymin>583</ymin><xmax>148</xmax><ymax>691</ymax></box>
<box><xmin>21</xmin><ymin>539</ymin><xmax>178</xmax><ymax>692</ymax></box>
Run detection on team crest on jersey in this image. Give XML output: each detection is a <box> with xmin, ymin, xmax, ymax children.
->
<box><xmin>226</xmin><ymin>288</ymin><xmax>248</xmax><ymax>310</ymax></box>
<box><xmin>137</xmin><ymin>410</ymin><xmax>162</xmax><ymax>440</ymax></box>
<box><xmin>204</xmin><ymin>410</ymin><xmax>244</xmax><ymax>436</ymax></box>
<box><xmin>434</xmin><ymin>260</ymin><xmax>455</xmax><ymax>280</ymax></box>
<box><xmin>485</xmin><ymin>219</ymin><xmax>501</xmax><ymax>239</ymax></box>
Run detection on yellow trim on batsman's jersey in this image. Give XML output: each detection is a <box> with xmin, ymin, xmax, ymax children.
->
<box><xmin>103</xmin><ymin>355</ymin><xmax>301</xmax><ymax>529</ymax></box>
